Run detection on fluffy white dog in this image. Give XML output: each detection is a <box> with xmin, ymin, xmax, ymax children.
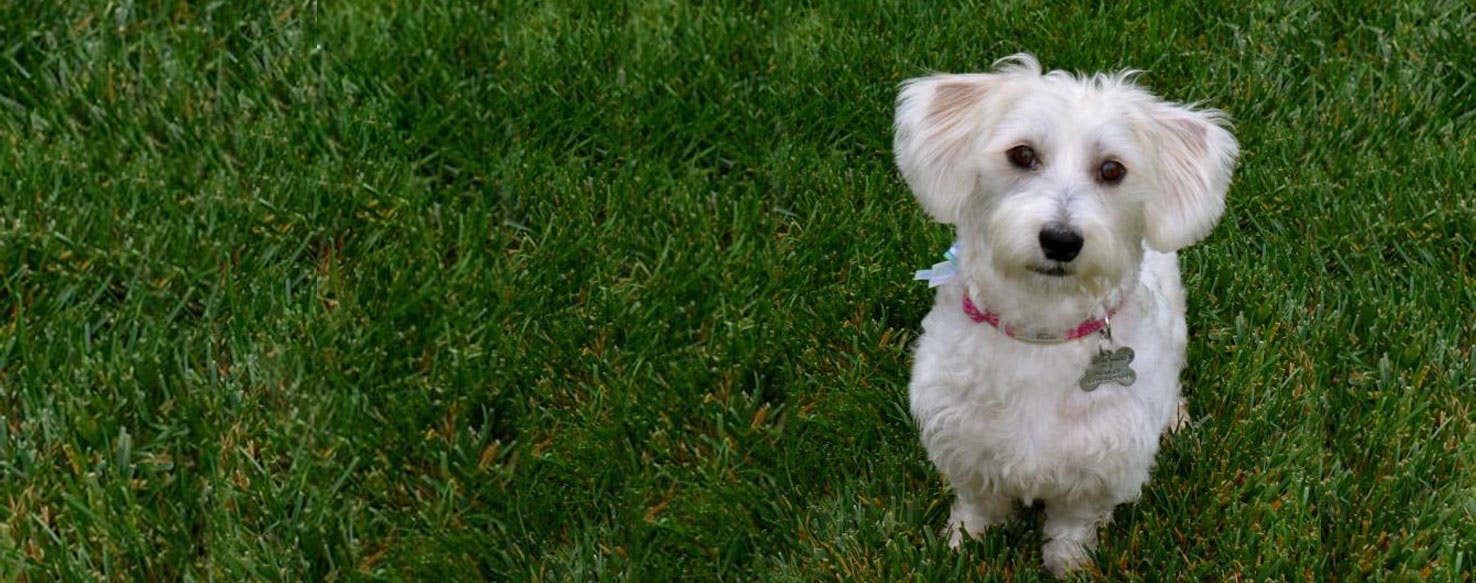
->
<box><xmin>894</xmin><ymin>55</ymin><xmax>1237</xmax><ymax>576</ymax></box>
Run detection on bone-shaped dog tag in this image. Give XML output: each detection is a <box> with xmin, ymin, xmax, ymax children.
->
<box><xmin>1079</xmin><ymin>346</ymin><xmax>1137</xmax><ymax>391</ymax></box>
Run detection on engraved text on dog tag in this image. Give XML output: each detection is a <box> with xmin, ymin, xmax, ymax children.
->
<box><xmin>1079</xmin><ymin>346</ymin><xmax>1137</xmax><ymax>391</ymax></box>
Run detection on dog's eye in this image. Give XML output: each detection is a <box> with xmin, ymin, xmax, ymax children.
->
<box><xmin>1007</xmin><ymin>145</ymin><xmax>1037</xmax><ymax>169</ymax></box>
<box><xmin>1099</xmin><ymin>160</ymin><xmax>1126</xmax><ymax>183</ymax></box>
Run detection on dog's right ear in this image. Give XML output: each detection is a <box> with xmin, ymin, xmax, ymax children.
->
<box><xmin>894</xmin><ymin>74</ymin><xmax>999</xmax><ymax>224</ymax></box>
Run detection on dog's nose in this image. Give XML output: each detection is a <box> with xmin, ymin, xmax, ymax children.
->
<box><xmin>1039</xmin><ymin>225</ymin><xmax>1084</xmax><ymax>263</ymax></box>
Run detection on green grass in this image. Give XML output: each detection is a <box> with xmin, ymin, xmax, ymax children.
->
<box><xmin>0</xmin><ymin>0</ymin><xmax>1472</xmax><ymax>580</ymax></box>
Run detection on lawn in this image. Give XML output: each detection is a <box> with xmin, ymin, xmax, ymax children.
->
<box><xmin>0</xmin><ymin>1</ymin><xmax>1472</xmax><ymax>580</ymax></box>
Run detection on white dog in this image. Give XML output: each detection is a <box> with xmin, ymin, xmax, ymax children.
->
<box><xmin>894</xmin><ymin>55</ymin><xmax>1237</xmax><ymax>576</ymax></box>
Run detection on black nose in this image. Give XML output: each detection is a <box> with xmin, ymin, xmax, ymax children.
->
<box><xmin>1039</xmin><ymin>226</ymin><xmax>1084</xmax><ymax>263</ymax></box>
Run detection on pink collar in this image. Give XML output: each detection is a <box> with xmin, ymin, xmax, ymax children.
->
<box><xmin>962</xmin><ymin>292</ymin><xmax>1126</xmax><ymax>344</ymax></box>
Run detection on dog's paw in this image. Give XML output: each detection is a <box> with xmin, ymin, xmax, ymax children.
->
<box><xmin>1042</xmin><ymin>539</ymin><xmax>1091</xmax><ymax>578</ymax></box>
<box><xmin>1169</xmin><ymin>397</ymin><xmax>1191</xmax><ymax>433</ymax></box>
<box><xmin>946</xmin><ymin>495</ymin><xmax>1014</xmax><ymax>549</ymax></box>
<box><xmin>945</xmin><ymin>523</ymin><xmax>973</xmax><ymax>549</ymax></box>
<box><xmin>945</xmin><ymin>517</ymin><xmax>990</xmax><ymax>549</ymax></box>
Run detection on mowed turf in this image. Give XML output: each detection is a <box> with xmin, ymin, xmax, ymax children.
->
<box><xmin>0</xmin><ymin>1</ymin><xmax>1472</xmax><ymax>580</ymax></box>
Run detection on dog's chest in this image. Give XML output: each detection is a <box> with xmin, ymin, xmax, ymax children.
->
<box><xmin>965</xmin><ymin>340</ymin><xmax>1141</xmax><ymax>438</ymax></box>
<box><xmin>912</xmin><ymin>324</ymin><xmax>1167</xmax><ymax>491</ymax></box>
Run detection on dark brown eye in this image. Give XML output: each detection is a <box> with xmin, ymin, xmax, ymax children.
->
<box><xmin>1007</xmin><ymin>145</ymin><xmax>1037</xmax><ymax>169</ymax></box>
<box><xmin>1099</xmin><ymin>160</ymin><xmax>1126</xmax><ymax>183</ymax></box>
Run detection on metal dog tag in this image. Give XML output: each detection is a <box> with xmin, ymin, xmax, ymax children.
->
<box><xmin>1079</xmin><ymin>345</ymin><xmax>1137</xmax><ymax>391</ymax></box>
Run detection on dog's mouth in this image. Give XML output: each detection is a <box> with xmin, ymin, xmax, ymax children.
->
<box><xmin>1028</xmin><ymin>264</ymin><xmax>1072</xmax><ymax>277</ymax></box>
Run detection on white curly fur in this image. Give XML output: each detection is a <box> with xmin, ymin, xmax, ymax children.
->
<box><xmin>895</xmin><ymin>55</ymin><xmax>1237</xmax><ymax>576</ymax></box>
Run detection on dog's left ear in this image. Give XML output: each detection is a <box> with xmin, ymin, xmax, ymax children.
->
<box><xmin>1137</xmin><ymin>102</ymin><xmax>1239</xmax><ymax>252</ymax></box>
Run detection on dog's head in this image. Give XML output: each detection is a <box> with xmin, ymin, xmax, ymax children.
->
<box><xmin>895</xmin><ymin>55</ymin><xmax>1238</xmax><ymax>292</ymax></box>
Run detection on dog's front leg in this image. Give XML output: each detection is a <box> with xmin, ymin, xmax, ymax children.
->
<box><xmin>1040</xmin><ymin>499</ymin><xmax>1113</xmax><ymax>577</ymax></box>
<box><xmin>946</xmin><ymin>488</ymin><xmax>1015</xmax><ymax>548</ymax></box>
